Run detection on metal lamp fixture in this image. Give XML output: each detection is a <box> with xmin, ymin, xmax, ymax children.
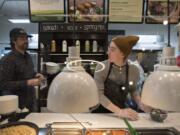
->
<box><xmin>47</xmin><ymin>47</ymin><xmax>99</xmax><ymax>113</ymax></box>
<box><xmin>142</xmin><ymin>17</ymin><xmax>180</xmax><ymax>111</ymax></box>
<box><xmin>141</xmin><ymin>47</ymin><xmax>180</xmax><ymax>111</ymax></box>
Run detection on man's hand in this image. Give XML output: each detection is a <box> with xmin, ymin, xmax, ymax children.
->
<box><xmin>117</xmin><ymin>108</ymin><xmax>139</xmax><ymax>121</ymax></box>
<box><xmin>35</xmin><ymin>73</ymin><xmax>45</xmax><ymax>81</ymax></box>
<box><xmin>27</xmin><ymin>78</ymin><xmax>41</xmax><ymax>86</ymax></box>
<box><xmin>27</xmin><ymin>73</ymin><xmax>46</xmax><ymax>87</ymax></box>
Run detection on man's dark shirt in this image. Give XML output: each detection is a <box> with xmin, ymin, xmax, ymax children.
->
<box><xmin>0</xmin><ymin>50</ymin><xmax>36</xmax><ymax>111</ymax></box>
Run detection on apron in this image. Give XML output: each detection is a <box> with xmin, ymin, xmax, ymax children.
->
<box><xmin>93</xmin><ymin>63</ymin><xmax>130</xmax><ymax>113</ymax></box>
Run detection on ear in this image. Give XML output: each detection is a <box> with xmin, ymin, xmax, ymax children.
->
<box><xmin>11</xmin><ymin>38</ymin><xmax>16</xmax><ymax>44</ymax></box>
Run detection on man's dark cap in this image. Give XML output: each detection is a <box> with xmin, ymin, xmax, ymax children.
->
<box><xmin>9</xmin><ymin>28</ymin><xmax>32</xmax><ymax>39</ymax></box>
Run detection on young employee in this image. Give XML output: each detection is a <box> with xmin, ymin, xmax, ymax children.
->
<box><xmin>93</xmin><ymin>36</ymin><xmax>152</xmax><ymax>120</ymax></box>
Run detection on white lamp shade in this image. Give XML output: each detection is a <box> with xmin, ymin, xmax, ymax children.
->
<box><xmin>141</xmin><ymin>70</ymin><xmax>180</xmax><ymax>111</ymax></box>
<box><xmin>47</xmin><ymin>68</ymin><xmax>99</xmax><ymax>113</ymax></box>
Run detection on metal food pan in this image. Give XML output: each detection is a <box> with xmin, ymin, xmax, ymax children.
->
<box><xmin>46</xmin><ymin>122</ymin><xmax>85</xmax><ymax>135</ymax></box>
<box><xmin>85</xmin><ymin>128</ymin><xmax>130</xmax><ymax>135</ymax></box>
<box><xmin>136</xmin><ymin>128</ymin><xmax>180</xmax><ymax>135</ymax></box>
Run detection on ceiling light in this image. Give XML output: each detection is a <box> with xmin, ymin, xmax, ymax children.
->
<box><xmin>163</xmin><ymin>20</ymin><xmax>168</xmax><ymax>25</ymax></box>
<box><xmin>8</xmin><ymin>19</ymin><xmax>30</xmax><ymax>23</ymax></box>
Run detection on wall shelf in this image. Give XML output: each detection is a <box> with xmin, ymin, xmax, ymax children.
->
<box><xmin>38</xmin><ymin>22</ymin><xmax>108</xmax><ymax>107</ymax></box>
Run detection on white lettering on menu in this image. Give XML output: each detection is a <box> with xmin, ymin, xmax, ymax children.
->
<box><xmin>43</xmin><ymin>25</ymin><xmax>58</xmax><ymax>31</ymax></box>
<box><xmin>84</xmin><ymin>25</ymin><xmax>104</xmax><ymax>31</ymax></box>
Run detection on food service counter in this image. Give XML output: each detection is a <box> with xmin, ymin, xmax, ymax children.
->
<box><xmin>22</xmin><ymin>113</ymin><xmax>180</xmax><ymax>132</ymax></box>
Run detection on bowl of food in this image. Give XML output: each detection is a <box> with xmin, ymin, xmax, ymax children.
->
<box><xmin>0</xmin><ymin>121</ymin><xmax>39</xmax><ymax>135</ymax></box>
<box><xmin>150</xmin><ymin>109</ymin><xmax>168</xmax><ymax>122</ymax></box>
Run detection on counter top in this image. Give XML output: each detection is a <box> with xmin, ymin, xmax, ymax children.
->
<box><xmin>22</xmin><ymin>113</ymin><xmax>180</xmax><ymax>132</ymax></box>
<box><xmin>22</xmin><ymin>113</ymin><xmax>77</xmax><ymax>128</ymax></box>
<box><xmin>71</xmin><ymin>113</ymin><xmax>180</xmax><ymax>129</ymax></box>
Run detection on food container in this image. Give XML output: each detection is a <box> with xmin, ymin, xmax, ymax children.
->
<box><xmin>86</xmin><ymin>129</ymin><xmax>130</xmax><ymax>135</ymax></box>
<box><xmin>150</xmin><ymin>109</ymin><xmax>168</xmax><ymax>122</ymax></box>
<box><xmin>46</xmin><ymin>122</ymin><xmax>85</xmax><ymax>135</ymax></box>
<box><xmin>46</xmin><ymin>122</ymin><xmax>131</xmax><ymax>135</ymax></box>
<box><xmin>0</xmin><ymin>121</ymin><xmax>39</xmax><ymax>135</ymax></box>
<box><xmin>0</xmin><ymin>95</ymin><xmax>18</xmax><ymax>115</ymax></box>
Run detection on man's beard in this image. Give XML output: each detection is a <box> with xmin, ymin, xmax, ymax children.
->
<box><xmin>16</xmin><ymin>43</ymin><xmax>28</xmax><ymax>52</ymax></box>
<box><xmin>20</xmin><ymin>43</ymin><xmax>28</xmax><ymax>50</ymax></box>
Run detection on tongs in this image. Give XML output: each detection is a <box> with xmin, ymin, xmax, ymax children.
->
<box><xmin>123</xmin><ymin>118</ymin><xmax>139</xmax><ymax>135</ymax></box>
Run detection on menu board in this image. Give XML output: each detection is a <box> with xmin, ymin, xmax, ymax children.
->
<box><xmin>29</xmin><ymin>0</ymin><xmax>65</xmax><ymax>22</ymax></box>
<box><xmin>146</xmin><ymin>0</ymin><xmax>180</xmax><ymax>24</ymax></box>
<box><xmin>108</xmin><ymin>0</ymin><xmax>144</xmax><ymax>23</ymax></box>
<box><xmin>68</xmin><ymin>0</ymin><xmax>105</xmax><ymax>22</ymax></box>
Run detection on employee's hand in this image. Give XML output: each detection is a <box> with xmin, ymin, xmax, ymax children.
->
<box><xmin>139</xmin><ymin>103</ymin><xmax>153</xmax><ymax>113</ymax></box>
<box><xmin>117</xmin><ymin>108</ymin><xmax>139</xmax><ymax>121</ymax></box>
<box><xmin>27</xmin><ymin>78</ymin><xmax>41</xmax><ymax>86</ymax></box>
<box><xmin>35</xmin><ymin>73</ymin><xmax>45</xmax><ymax>81</ymax></box>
